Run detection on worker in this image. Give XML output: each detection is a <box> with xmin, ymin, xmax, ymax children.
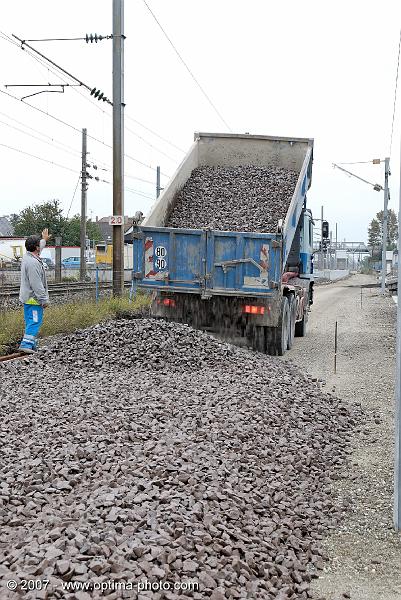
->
<box><xmin>18</xmin><ymin>229</ymin><xmax>50</xmax><ymax>354</ymax></box>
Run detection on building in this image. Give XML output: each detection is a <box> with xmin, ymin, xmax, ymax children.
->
<box><xmin>0</xmin><ymin>217</ymin><xmax>14</xmax><ymax>237</ymax></box>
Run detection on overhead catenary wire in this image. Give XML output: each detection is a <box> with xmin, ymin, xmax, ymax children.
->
<box><xmin>0</xmin><ymin>116</ymin><xmax>81</xmax><ymax>159</ymax></box>
<box><xmin>0</xmin><ymin>30</ymin><xmax>184</xmax><ymax>165</ymax></box>
<box><xmin>66</xmin><ymin>173</ymin><xmax>82</xmax><ymax>218</ymax></box>
<box><xmin>14</xmin><ymin>36</ymin><xmax>182</xmax><ymax>160</ymax></box>
<box><xmin>389</xmin><ymin>28</ymin><xmax>401</xmax><ymax>157</ymax></box>
<box><xmin>142</xmin><ymin>0</ymin><xmax>232</xmax><ymax>132</ymax></box>
<box><xmin>0</xmin><ymin>141</ymin><xmax>78</xmax><ymax>173</ymax></box>
<box><xmin>95</xmin><ymin>177</ymin><xmax>154</xmax><ymax>200</ymax></box>
<box><xmin>11</xmin><ymin>33</ymin><xmax>112</xmax><ymax>105</ymax></box>
<box><xmin>0</xmin><ymin>88</ymin><xmax>170</xmax><ymax>176</ymax></box>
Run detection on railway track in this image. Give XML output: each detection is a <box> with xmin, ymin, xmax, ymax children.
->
<box><xmin>0</xmin><ymin>351</ymin><xmax>29</xmax><ymax>363</ymax></box>
<box><xmin>0</xmin><ymin>281</ymin><xmax>131</xmax><ymax>298</ymax></box>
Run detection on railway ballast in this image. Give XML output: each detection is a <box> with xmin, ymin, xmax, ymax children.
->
<box><xmin>0</xmin><ymin>319</ymin><xmax>353</xmax><ymax>599</ymax></box>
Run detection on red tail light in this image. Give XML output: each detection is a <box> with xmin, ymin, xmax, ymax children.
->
<box><xmin>163</xmin><ymin>298</ymin><xmax>176</xmax><ymax>307</ymax></box>
<box><xmin>157</xmin><ymin>298</ymin><xmax>176</xmax><ymax>307</ymax></box>
<box><xmin>243</xmin><ymin>305</ymin><xmax>265</xmax><ymax>315</ymax></box>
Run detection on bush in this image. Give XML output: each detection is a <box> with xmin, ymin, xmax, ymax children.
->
<box><xmin>0</xmin><ymin>293</ymin><xmax>150</xmax><ymax>355</ymax></box>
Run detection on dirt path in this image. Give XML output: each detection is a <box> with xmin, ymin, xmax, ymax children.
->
<box><xmin>283</xmin><ymin>273</ymin><xmax>401</xmax><ymax>599</ymax></box>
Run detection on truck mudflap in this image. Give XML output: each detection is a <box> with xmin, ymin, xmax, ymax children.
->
<box><xmin>133</xmin><ymin>226</ymin><xmax>282</xmax><ymax>298</ymax></box>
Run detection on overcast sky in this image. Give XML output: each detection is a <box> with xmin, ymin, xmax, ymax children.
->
<box><xmin>1</xmin><ymin>0</ymin><xmax>400</xmax><ymax>243</ymax></box>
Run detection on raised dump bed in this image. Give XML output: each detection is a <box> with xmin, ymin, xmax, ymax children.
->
<box><xmin>133</xmin><ymin>132</ymin><xmax>314</xmax><ymax>355</ymax></box>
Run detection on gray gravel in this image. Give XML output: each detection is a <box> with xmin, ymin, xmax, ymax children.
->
<box><xmin>166</xmin><ymin>166</ymin><xmax>299</xmax><ymax>232</ymax></box>
<box><xmin>0</xmin><ymin>319</ymin><xmax>353</xmax><ymax>599</ymax></box>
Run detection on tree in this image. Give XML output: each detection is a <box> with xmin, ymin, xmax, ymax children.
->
<box><xmin>10</xmin><ymin>201</ymin><xmax>101</xmax><ymax>246</ymax></box>
<box><xmin>367</xmin><ymin>208</ymin><xmax>398</xmax><ymax>253</ymax></box>
<box><xmin>11</xmin><ymin>200</ymin><xmax>66</xmax><ymax>239</ymax></box>
<box><xmin>62</xmin><ymin>215</ymin><xmax>102</xmax><ymax>246</ymax></box>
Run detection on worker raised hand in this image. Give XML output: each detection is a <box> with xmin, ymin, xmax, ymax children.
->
<box><xmin>41</xmin><ymin>228</ymin><xmax>51</xmax><ymax>242</ymax></box>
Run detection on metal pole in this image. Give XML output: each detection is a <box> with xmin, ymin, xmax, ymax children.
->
<box><xmin>394</xmin><ymin>143</ymin><xmax>401</xmax><ymax>530</ymax></box>
<box><xmin>156</xmin><ymin>165</ymin><xmax>161</xmax><ymax>198</ymax></box>
<box><xmin>112</xmin><ymin>0</ymin><xmax>125</xmax><ymax>297</ymax></box>
<box><xmin>96</xmin><ymin>266</ymin><xmax>99</xmax><ymax>303</ymax></box>
<box><xmin>335</xmin><ymin>222</ymin><xmax>338</xmax><ymax>269</ymax></box>
<box><xmin>382</xmin><ymin>157</ymin><xmax>390</xmax><ymax>294</ymax></box>
<box><xmin>334</xmin><ymin>321</ymin><xmax>338</xmax><ymax>374</ymax></box>
<box><xmin>321</xmin><ymin>206</ymin><xmax>324</xmax><ymax>271</ymax></box>
<box><xmin>55</xmin><ymin>236</ymin><xmax>62</xmax><ymax>283</ymax></box>
<box><xmin>80</xmin><ymin>128</ymin><xmax>87</xmax><ymax>281</ymax></box>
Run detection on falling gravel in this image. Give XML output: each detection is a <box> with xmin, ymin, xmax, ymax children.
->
<box><xmin>0</xmin><ymin>319</ymin><xmax>353</xmax><ymax>599</ymax></box>
<box><xmin>166</xmin><ymin>166</ymin><xmax>299</xmax><ymax>232</ymax></box>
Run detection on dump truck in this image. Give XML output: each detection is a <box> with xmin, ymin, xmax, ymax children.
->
<box><xmin>131</xmin><ymin>132</ymin><xmax>314</xmax><ymax>355</ymax></box>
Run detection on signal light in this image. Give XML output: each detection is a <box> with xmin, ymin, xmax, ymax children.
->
<box><xmin>322</xmin><ymin>220</ymin><xmax>329</xmax><ymax>239</ymax></box>
<box><xmin>243</xmin><ymin>305</ymin><xmax>265</xmax><ymax>315</ymax></box>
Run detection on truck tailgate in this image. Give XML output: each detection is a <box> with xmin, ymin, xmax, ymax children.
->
<box><xmin>133</xmin><ymin>227</ymin><xmax>281</xmax><ymax>297</ymax></box>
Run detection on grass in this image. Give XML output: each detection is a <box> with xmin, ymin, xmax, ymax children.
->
<box><xmin>0</xmin><ymin>293</ymin><xmax>150</xmax><ymax>355</ymax></box>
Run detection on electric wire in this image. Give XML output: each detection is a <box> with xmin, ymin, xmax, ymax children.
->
<box><xmin>0</xmin><ymin>88</ymin><xmax>170</xmax><ymax>175</ymax></box>
<box><xmin>0</xmin><ymin>30</ymin><xmax>183</xmax><ymax>165</ymax></box>
<box><xmin>19</xmin><ymin>40</ymin><xmax>181</xmax><ymax>161</ymax></box>
<box><xmin>95</xmin><ymin>178</ymin><xmax>154</xmax><ymax>200</ymax></box>
<box><xmin>389</xmin><ymin>28</ymin><xmax>401</xmax><ymax>157</ymax></box>
<box><xmin>66</xmin><ymin>173</ymin><xmax>82</xmax><ymax>218</ymax></box>
<box><xmin>0</xmin><ymin>116</ymin><xmax>81</xmax><ymax>159</ymax></box>
<box><xmin>0</xmin><ymin>109</ymin><xmax>81</xmax><ymax>156</ymax></box>
<box><xmin>125</xmin><ymin>114</ymin><xmax>185</xmax><ymax>153</ymax></box>
<box><xmin>142</xmin><ymin>0</ymin><xmax>232</xmax><ymax>132</ymax></box>
<box><xmin>0</xmin><ymin>141</ymin><xmax>78</xmax><ymax>173</ymax></box>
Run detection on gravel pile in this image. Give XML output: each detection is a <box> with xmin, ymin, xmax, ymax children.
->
<box><xmin>0</xmin><ymin>319</ymin><xmax>353</xmax><ymax>599</ymax></box>
<box><xmin>166</xmin><ymin>166</ymin><xmax>299</xmax><ymax>232</ymax></box>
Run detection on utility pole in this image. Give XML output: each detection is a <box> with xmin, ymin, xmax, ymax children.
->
<box><xmin>156</xmin><ymin>165</ymin><xmax>161</xmax><ymax>198</ymax></box>
<box><xmin>335</xmin><ymin>222</ymin><xmax>338</xmax><ymax>269</ymax></box>
<box><xmin>395</xmin><ymin>144</ymin><xmax>401</xmax><ymax>530</ymax></box>
<box><xmin>112</xmin><ymin>0</ymin><xmax>125</xmax><ymax>297</ymax></box>
<box><xmin>321</xmin><ymin>206</ymin><xmax>324</xmax><ymax>270</ymax></box>
<box><xmin>80</xmin><ymin>128</ymin><xmax>87</xmax><ymax>282</ymax></box>
<box><xmin>381</xmin><ymin>157</ymin><xmax>390</xmax><ymax>294</ymax></box>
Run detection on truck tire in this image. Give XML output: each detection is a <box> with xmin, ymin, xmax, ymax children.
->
<box><xmin>295</xmin><ymin>310</ymin><xmax>308</xmax><ymax>337</ymax></box>
<box><xmin>287</xmin><ymin>295</ymin><xmax>297</xmax><ymax>350</ymax></box>
<box><xmin>251</xmin><ymin>326</ymin><xmax>266</xmax><ymax>353</ymax></box>
<box><xmin>274</xmin><ymin>296</ymin><xmax>290</xmax><ymax>356</ymax></box>
<box><xmin>265</xmin><ymin>327</ymin><xmax>277</xmax><ymax>356</ymax></box>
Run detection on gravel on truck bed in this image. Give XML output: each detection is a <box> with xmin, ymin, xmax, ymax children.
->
<box><xmin>166</xmin><ymin>166</ymin><xmax>299</xmax><ymax>233</ymax></box>
<box><xmin>0</xmin><ymin>320</ymin><xmax>353</xmax><ymax>599</ymax></box>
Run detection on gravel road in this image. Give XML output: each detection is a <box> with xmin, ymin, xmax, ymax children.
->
<box><xmin>283</xmin><ymin>273</ymin><xmax>401</xmax><ymax>600</ymax></box>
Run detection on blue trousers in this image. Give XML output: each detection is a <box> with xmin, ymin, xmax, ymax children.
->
<box><xmin>19</xmin><ymin>304</ymin><xmax>44</xmax><ymax>351</ymax></box>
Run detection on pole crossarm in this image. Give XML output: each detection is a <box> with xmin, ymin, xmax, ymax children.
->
<box><xmin>11</xmin><ymin>33</ymin><xmax>112</xmax><ymax>105</ymax></box>
<box><xmin>332</xmin><ymin>163</ymin><xmax>383</xmax><ymax>191</ymax></box>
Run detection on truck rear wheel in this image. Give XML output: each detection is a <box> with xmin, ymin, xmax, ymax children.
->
<box><xmin>268</xmin><ymin>297</ymin><xmax>290</xmax><ymax>356</ymax></box>
<box><xmin>295</xmin><ymin>311</ymin><xmax>308</xmax><ymax>337</ymax></box>
<box><xmin>287</xmin><ymin>296</ymin><xmax>297</xmax><ymax>350</ymax></box>
<box><xmin>251</xmin><ymin>326</ymin><xmax>266</xmax><ymax>353</ymax></box>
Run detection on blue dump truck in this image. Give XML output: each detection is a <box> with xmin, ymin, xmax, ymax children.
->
<box><xmin>132</xmin><ymin>132</ymin><xmax>314</xmax><ymax>355</ymax></box>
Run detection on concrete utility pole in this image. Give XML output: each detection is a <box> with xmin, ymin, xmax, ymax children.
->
<box><xmin>395</xmin><ymin>147</ymin><xmax>401</xmax><ymax>530</ymax></box>
<box><xmin>55</xmin><ymin>236</ymin><xmax>62</xmax><ymax>283</ymax></box>
<box><xmin>80</xmin><ymin>128</ymin><xmax>87</xmax><ymax>282</ymax></box>
<box><xmin>112</xmin><ymin>0</ymin><xmax>125</xmax><ymax>297</ymax></box>
<box><xmin>381</xmin><ymin>157</ymin><xmax>390</xmax><ymax>294</ymax></box>
<box><xmin>156</xmin><ymin>165</ymin><xmax>161</xmax><ymax>198</ymax></box>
